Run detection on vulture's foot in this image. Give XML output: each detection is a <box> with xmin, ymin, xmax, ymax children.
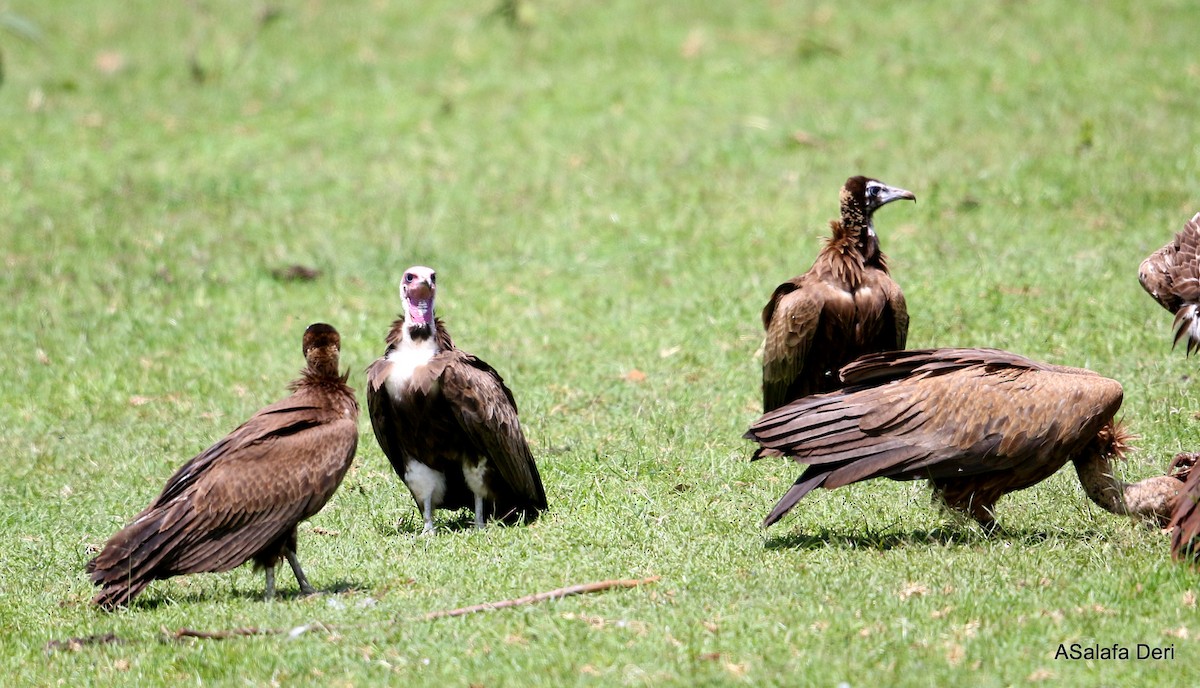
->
<box><xmin>285</xmin><ymin>548</ymin><xmax>316</xmax><ymax>596</ymax></box>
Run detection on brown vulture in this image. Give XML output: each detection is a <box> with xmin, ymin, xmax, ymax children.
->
<box><xmin>87</xmin><ymin>323</ymin><xmax>359</xmax><ymax>608</ymax></box>
<box><xmin>366</xmin><ymin>266</ymin><xmax>547</xmax><ymax>534</ymax></box>
<box><xmin>745</xmin><ymin>348</ymin><xmax>1183</xmax><ymax>529</ymax></box>
<box><xmin>761</xmin><ymin>175</ymin><xmax>915</xmax><ymax>412</ymax></box>
<box><xmin>1169</xmin><ymin>453</ymin><xmax>1200</xmax><ymax>563</ymax></box>
<box><xmin>1139</xmin><ymin>212</ymin><xmax>1200</xmax><ymax>354</ymax></box>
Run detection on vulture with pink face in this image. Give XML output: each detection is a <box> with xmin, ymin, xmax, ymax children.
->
<box><xmin>761</xmin><ymin>175</ymin><xmax>915</xmax><ymax>412</ymax></box>
<box><xmin>87</xmin><ymin>324</ymin><xmax>359</xmax><ymax>608</ymax></box>
<box><xmin>1139</xmin><ymin>212</ymin><xmax>1200</xmax><ymax>354</ymax></box>
<box><xmin>746</xmin><ymin>348</ymin><xmax>1183</xmax><ymax>529</ymax></box>
<box><xmin>366</xmin><ymin>266</ymin><xmax>547</xmax><ymax>534</ymax></box>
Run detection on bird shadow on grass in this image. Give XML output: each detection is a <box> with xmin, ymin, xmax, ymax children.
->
<box><xmin>764</xmin><ymin>525</ymin><xmax>1064</xmax><ymax>551</ymax></box>
<box><xmin>377</xmin><ymin>510</ymin><xmax>520</xmax><ymax>537</ymax></box>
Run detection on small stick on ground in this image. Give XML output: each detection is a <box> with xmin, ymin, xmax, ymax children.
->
<box><xmin>172</xmin><ymin>626</ymin><xmax>280</xmax><ymax>640</ymax></box>
<box><xmin>420</xmin><ymin>576</ymin><xmax>661</xmax><ymax>621</ymax></box>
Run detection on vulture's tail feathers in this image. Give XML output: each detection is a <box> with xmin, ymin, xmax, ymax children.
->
<box><xmin>763</xmin><ymin>471</ymin><xmax>828</xmax><ymax>528</ymax></box>
<box><xmin>88</xmin><ymin>507</ymin><xmax>193</xmax><ymax>609</ymax></box>
<box><xmin>749</xmin><ymin>446</ymin><xmax>784</xmax><ymax>461</ymax></box>
<box><xmin>493</xmin><ymin>499</ymin><xmax>546</xmax><ymax>526</ymax></box>
<box><xmin>90</xmin><ymin>576</ymin><xmax>154</xmax><ymax>610</ymax></box>
<box><xmin>1172</xmin><ymin>304</ymin><xmax>1200</xmax><ymax>356</ymax></box>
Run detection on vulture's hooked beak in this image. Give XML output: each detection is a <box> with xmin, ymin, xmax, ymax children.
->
<box><xmin>405</xmin><ymin>278</ymin><xmax>434</xmax><ymax>301</ymax></box>
<box><xmin>874</xmin><ymin>184</ymin><xmax>916</xmax><ymax>209</ymax></box>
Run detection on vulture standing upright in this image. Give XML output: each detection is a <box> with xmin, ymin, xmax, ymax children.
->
<box><xmin>1139</xmin><ymin>212</ymin><xmax>1200</xmax><ymax>354</ymax></box>
<box><xmin>761</xmin><ymin>175</ymin><xmax>915</xmax><ymax>412</ymax></box>
<box><xmin>746</xmin><ymin>348</ymin><xmax>1183</xmax><ymax>529</ymax></box>
<box><xmin>87</xmin><ymin>323</ymin><xmax>359</xmax><ymax>608</ymax></box>
<box><xmin>366</xmin><ymin>266</ymin><xmax>547</xmax><ymax>534</ymax></box>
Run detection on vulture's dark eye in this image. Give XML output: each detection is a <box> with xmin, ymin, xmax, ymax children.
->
<box><xmin>404</xmin><ymin>273</ymin><xmax>414</xmax><ymax>283</ymax></box>
<box><xmin>430</xmin><ymin>274</ymin><xmax>436</xmax><ymax>283</ymax></box>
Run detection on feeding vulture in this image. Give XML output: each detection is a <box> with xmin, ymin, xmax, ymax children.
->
<box><xmin>87</xmin><ymin>323</ymin><xmax>359</xmax><ymax>608</ymax></box>
<box><xmin>1139</xmin><ymin>212</ymin><xmax>1200</xmax><ymax>354</ymax></box>
<box><xmin>366</xmin><ymin>266</ymin><xmax>547</xmax><ymax>534</ymax></box>
<box><xmin>745</xmin><ymin>347</ymin><xmax>1183</xmax><ymax>529</ymax></box>
<box><xmin>761</xmin><ymin>175</ymin><xmax>915</xmax><ymax>412</ymax></box>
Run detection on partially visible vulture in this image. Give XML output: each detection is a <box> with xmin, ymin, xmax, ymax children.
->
<box><xmin>366</xmin><ymin>266</ymin><xmax>547</xmax><ymax>534</ymax></box>
<box><xmin>746</xmin><ymin>348</ymin><xmax>1183</xmax><ymax>529</ymax></box>
<box><xmin>87</xmin><ymin>324</ymin><xmax>359</xmax><ymax>608</ymax></box>
<box><xmin>1139</xmin><ymin>212</ymin><xmax>1200</xmax><ymax>354</ymax></box>
<box><xmin>1168</xmin><ymin>453</ymin><xmax>1200</xmax><ymax>564</ymax></box>
<box><xmin>761</xmin><ymin>175</ymin><xmax>915</xmax><ymax>412</ymax></box>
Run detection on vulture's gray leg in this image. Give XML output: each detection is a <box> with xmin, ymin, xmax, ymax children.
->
<box><xmin>422</xmin><ymin>493</ymin><xmax>436</xmax><ymax>535</ymax></box>
<box><xmin>263</xmin><ymin>566</ymin><xmax>277</xmax><ymax>601</ymax></box>
<box><xmin>285</xmin><ymin>547</ymin><xmax>315</xmax><ymax>596</ymax></box>
<box><xmin>474</xmin><ymin>493</ymin><xmax>486</xmax><ymax>529</ymax></box>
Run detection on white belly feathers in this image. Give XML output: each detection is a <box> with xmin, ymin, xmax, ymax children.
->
<box><xmin>403</xmin><ymin>460</ymin><xmax>447</xmax><ymax>508</ymax></box>
<box><xmin>463</xmin><ymin>459</ymin><xmax>493</xmax><ymax>500</ymax></box>
<box><xmin>384</xmin><ymin>337</ymin><xmax>438</xmax><ymax>399</ymax></box>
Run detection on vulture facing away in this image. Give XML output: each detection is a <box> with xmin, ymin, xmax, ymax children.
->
<box><xmin>1139</xmin><ymin>212</ymin><xmax>1200</xmax><ymax>354</ymax></box>
<box><xmin>87</xmin><ymin>323</ymin><xmax>359</xmax><ymax>608</ymax></box>
<box><xmin>746</xmin><ymin>348</ymin><xmax>1183</xmax><ymax>529</ymax></box>
<box><xmin>761</xmin><ymin>175</ymin><xmax>915</xmax><ymax>412</ymax></box>
<box><xmin>366</xmin><ymin>266</ymin><xmax>547</xmax><ymax>534</ymax></box>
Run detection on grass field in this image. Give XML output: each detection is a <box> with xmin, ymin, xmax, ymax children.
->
<box><xmin>4</xmin><ymin>0</ymin><xmax>1200</xmax><ymax>685</ymax></box>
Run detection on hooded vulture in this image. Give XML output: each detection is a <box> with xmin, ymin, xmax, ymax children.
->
<box><xmin>1139</xmin><ymin>212</ymin><xmax>1200</xmax><ymax>354</ymax></box>
<box><xmin>761</xmin><ymin>175</ymin><xmax>915</xmax><ymax>412</ymax></box>
<box><xmin>87</xmin><ymin>323</ymin><xmax>359</xmax><ymax>608</ymax></box>
<box><xmin>746</xmin><ymin>348</ymin><xmax>1183</xmax><ymax>529</ymax></box>
<box><xmin>366</xmin><ymin>266</ymin><xmax>547</xmax><ymax>534</ymax></box>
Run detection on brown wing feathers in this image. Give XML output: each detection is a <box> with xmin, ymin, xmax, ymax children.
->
<box><xmin>1170</xmin><ymin>454</ymin><xmax>1200</xmax><ymax>563</ymax></box>
<box><xmin>443</xmin><ymin>354</ymin><xmax>548</xmax><ymax>515</ymax></box>
<box><xmin>761</xmin><ymin>282</ymin><xmax>821</xmax><ymax>411</ymax></box>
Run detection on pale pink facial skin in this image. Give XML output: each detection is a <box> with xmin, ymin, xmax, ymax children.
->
<box><xmin>401</xmin><ymin>266</ymin><xmax>437</xmax><ymax>325</ymax></box>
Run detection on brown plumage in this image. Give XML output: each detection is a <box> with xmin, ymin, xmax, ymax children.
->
<box><xmin>1168</xmin><ymin>453</ymin><xmax>1200</xmax><ymax>563</ymax></box>
<box><xmin>1139</xmin><ymin>212</ymin><xmax>1200</xmax><ymax>354</ymax></box>
<box><xmin>746</xmin><ymin>348</ymin><xmax>1182</xmax><ymax>529</ymax></box>
<box><xmin>366</xmin><ymin>266</ymin><xmax>547</xmax><ymax>534</ymax></box>
<box><xmin>87</xmin><ymin>324</ymin><xmax>359</xmax><ymax>608</ymax></box>
<box><xmin>761</xmin><ymin>175</ymin><xmax>914</xmax><ymax>412</ymax></box>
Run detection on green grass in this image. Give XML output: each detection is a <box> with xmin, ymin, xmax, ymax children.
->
<box><xmin>3</xmin><ymin>0</ymin><xmax>1200</xmax><ymax>684</ymax></box>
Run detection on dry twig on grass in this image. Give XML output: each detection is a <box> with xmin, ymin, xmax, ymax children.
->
<box><xmin>171</xmin><ymin>626</ymin><xmax>279</xmax><ymax>640</ymax></box>
<box><xmin>420</xmin><ymin>576</ymin><xmax>661</xmax><ymax>620</ymax></box>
